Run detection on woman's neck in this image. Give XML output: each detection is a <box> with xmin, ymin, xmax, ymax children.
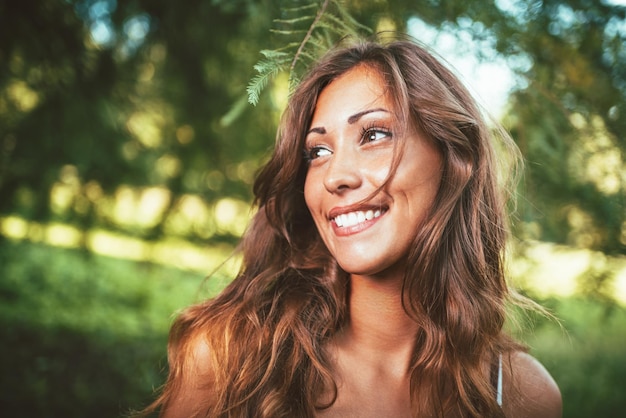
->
<box><xmin>337</xmin><ymin>272</ymin><xmax>420</xmax><ymax>374</ymax></box>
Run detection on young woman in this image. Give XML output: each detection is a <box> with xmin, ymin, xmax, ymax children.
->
<box><xmin>142</xmin><ymin>39</ymin><xmax>562</xmax><ymax>417</ymax></box>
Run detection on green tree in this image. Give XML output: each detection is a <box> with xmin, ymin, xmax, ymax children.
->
<box><xmin>1</xmin><ymin>0</ymin><xmax>624</xmax><ymax>254</ymax></box>
<box><xmin>1</xmin><ymin>0</ymin><xmax>278</xmax><ymax>244</ymax></box>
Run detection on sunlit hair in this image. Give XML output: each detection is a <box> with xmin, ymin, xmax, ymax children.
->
<box><xmin>141</xmin><ymin>37</ymin><xmax>527</xmax><ymax>417</ymax></box>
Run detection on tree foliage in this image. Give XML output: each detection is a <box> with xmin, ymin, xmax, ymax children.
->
<box><xmin>1</xmin><ymin>0</ymin><xmax>278</xmax><ymax>244</ymax></box>
<box><xmin>0</xmin><ymin>0</ymin><xmax>624</xmax><ymax>255</ymax></box>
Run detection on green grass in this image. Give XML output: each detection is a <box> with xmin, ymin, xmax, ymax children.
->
<box><xmin>521</xmin><ymin>297</ymin><xmax>626</xmax><ymax>418</ymax></box>
<box><xmin>0</xmin><ymin>239</ymin><xmax>225</xmax><ymax>417</ymax></box>
<box><xmin>0</xmin><ymin>238</ymin><xmax>624</xmax><ymax>417</ymax></box>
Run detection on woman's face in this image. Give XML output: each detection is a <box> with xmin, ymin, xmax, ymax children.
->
<box><xmin>303</xmin><ymin>64</ymin><xmax>443</xmax><ymax>277</ymax></box>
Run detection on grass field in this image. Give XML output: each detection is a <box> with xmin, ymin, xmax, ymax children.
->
<box><xmin>0</xmin><ymin>238</ymin><xmax>624</xmax><ymax>417</ymax></box>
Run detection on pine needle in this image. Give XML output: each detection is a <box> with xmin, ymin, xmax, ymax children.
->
<box><xmin>245</xmin><ymin>0</ymin><xmax>371</xmax><ymax>107</ymax></box>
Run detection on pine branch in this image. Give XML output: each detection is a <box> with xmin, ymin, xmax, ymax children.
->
<box><xmin>290</xmin><ymin>0</ymin><xmax>330</xmax><ymax>72</ymax></box>
<box><xmin>246</xmin><ymin>52</ymin><xmax>290</xmax><ymax>105</ymax></box>
<box><xmin>270</xmin><ymin>29</ymin><xmax>308</xmax><ymax>35</ymax></box>
<box><xmin>334</xmin><ymin>0</ymin><xmax>372</xmax><ymax>34</ymax></box>
<box><xmin>273</xmin><ymin>16</ymin><xmax>316</xmax><ymax>25</ymax></box>
<box><xmin>281</xmin><ymin>3</ymin><xmax>318</xmax><ymax>13</ymax></box>
<box><xmin>244</xmin><ymin>0</ymin><xmax>371</xmax><ymax>106</ymax></box>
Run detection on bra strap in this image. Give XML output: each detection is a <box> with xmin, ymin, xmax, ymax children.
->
<box><xmin>490</xmin><ymin>353</ymin><xmax>504</xmax><ymax>407</ymax></box>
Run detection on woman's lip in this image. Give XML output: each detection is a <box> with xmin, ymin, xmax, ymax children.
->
<box><xmin>328</xmin><ymin>203</ymin><xmax>388</xmax><ymax>220</ymax></box>
<box><xmin>331</xmin><ymin>208</ymin><xmax>387</xmax><ymax>237</ymax></box>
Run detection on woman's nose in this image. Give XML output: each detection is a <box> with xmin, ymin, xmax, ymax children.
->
<box><xmin>323</xmin><ymin>149</ymin><xmax>362</xmax><ymax>193</ymax></box>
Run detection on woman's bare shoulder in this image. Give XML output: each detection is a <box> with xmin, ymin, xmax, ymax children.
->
<box><xmin>160</xmin><ymin>335</ymin><xmax>217</xmax><ymax>418</ymax></box>
<box><xmin>502</xmin><ymin>351</ymin><xmax>562</xmax><ymax>418</ymax></box>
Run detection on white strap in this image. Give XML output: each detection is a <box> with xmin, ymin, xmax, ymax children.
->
<box><xmin>496</xmin><ymin>353</ymin><xmax>503</xmax><ymax>407</ymax></box>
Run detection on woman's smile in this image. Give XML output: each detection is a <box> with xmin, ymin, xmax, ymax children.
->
<box><xmin>329</xmin><ymin>204</ymin><xmax>388</xmax><ymax>236</ymax></box>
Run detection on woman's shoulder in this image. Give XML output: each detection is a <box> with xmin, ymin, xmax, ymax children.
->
<box><xmin>160</xmin><ymin>334</ymin><xmax>217</xmax><ymax>418</ymax></box>
<box><xmin>502</xmin><ymin>351</ymin><xmax>562</xmax><ymax>418</ymax></box>
<box><xmin>158</xmin><ymin>299</ymin><xmax>226</xmax><ymax>418</ymax></box>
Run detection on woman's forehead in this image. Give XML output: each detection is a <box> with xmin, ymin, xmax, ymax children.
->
<box><xmin>310</xmin><ymin>66</ymin><xmax>394</xmax><ymax>125</ymax></box>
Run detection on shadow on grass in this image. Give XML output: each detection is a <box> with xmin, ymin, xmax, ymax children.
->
<box><xmin>0</xmin><ymin>319</ymin><xmax>166</xmax><ymax>418</ymax></box>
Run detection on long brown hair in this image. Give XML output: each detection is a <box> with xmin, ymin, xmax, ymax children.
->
<box><xmin>142</xmin><ymin>37</ymin><xmax>525</xmax><ymax>417</ymax></box>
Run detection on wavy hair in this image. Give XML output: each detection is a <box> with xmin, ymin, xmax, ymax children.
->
<box><xmin>141</xmin><ymin>37</ymin><xmax>526</xmax><ymax>418</ymax></box>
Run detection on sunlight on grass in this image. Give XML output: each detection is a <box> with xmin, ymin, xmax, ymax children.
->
<box><xmin>1</xmin><ymin>215</ymin><xmax>28</xmax><ymax>239</ymax></box>
<box><xmin>87</xmin><ymin>229</ymin><xmax>150</xmax><ymax>261</ymax></box>
<box><xmin>46</xmin><ymin>223</ymin><xmax>83</xmax><ymax>247</ymax></box>
<box><xmin>150</xmin><ymin>238</ymin><xmax>240</xmax><ymax>276</ymax></box>
<box><xmin>0</xmin><ymin>217</ymin><xmax>241</xmax><ymax>277</ymax></box>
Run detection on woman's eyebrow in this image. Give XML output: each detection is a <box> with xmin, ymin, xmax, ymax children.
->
<box><xmin>306</xmin><ymin>108</ymin><xmax>390</xmax><ymax>135</ymax></box>
<box><xmin>307</xmin><ymin>127</ymin><xmax>326</xmax><ymax>135</ymax></box>
<box><xmin>347</xmin><ymin>108</ymin><xmax>389</xmax><ymax>124</ymax></box>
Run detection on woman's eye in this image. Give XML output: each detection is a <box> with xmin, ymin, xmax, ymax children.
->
<box><xmin>362</xmin><ymin>128</ymin><xmax>392</xmax><ymax>144</ymax></box>
<box><xmin>305</xmin><ymin>146</ymin><xmax>332</xmax><ymax>161</ymax></box>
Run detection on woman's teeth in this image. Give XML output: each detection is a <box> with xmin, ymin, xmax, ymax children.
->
<box><xmin>334</xmin><ymin>209</ymin><xmax>382</xmax><ymax>228</ymax></box>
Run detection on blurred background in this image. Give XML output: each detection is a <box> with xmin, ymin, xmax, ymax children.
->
<box><xmin>0</xmin><ymin>0</ymin><xmax>624</xmax><ymax>416</ymax></box>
